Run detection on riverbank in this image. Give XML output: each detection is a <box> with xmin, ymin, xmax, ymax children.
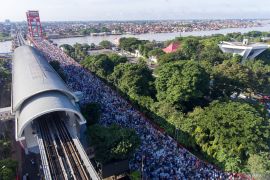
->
<box><xmin>50</xmin><ymin>24</ymin><xmax>270</xmax><ymax>46</ymax></box>
<box><xmin>0</xmin><ymin>37</ymin><xmax>12</xmax><ymax>42</ymax></box>
<box><xmin>0</xmin><ymin>41</ymin><xmax>12</xmax><ymax>53</ymax></box>
<box><xmin>1</xmin><ymin>24</ymin><xmax>270</xmax><ymax>53</ymax></box>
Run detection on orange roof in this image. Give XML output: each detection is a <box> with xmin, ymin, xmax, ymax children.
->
<box><xmin>162</xmin><ymin>42</ymin><xmax>180</xmax><ymax>53</ymax></box>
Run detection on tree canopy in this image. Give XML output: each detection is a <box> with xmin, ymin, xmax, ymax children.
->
<box><xmin>119</xmin><ymin>37</ymin><xmax>144</xmax><ymax>52</ymax></box>
<box><xmin>181</xmin><ymin>37</ymin><xmax>202</xmax><ymax>60</ymax></box>
<box><xmin>212</xmin><ymin>60</ymin><xmax>250</xmax><ymax>97</ymax></box>
<box><xmin>81</xmin><ymin>103</ymin><xmax>101</xmax><ymax>125</ymax></box>
<box><xmin>109</xmin><ymin>63</ymin><xmax>155</xmax><ymax>98</ymax></box>
<box><xmin>81</xmin><ymin>53</ymin><xmax>128</xmax><ymax>79</ymax></box>
<box><xmin>247</xmin><ymin>152</ymin><xmax>270</xmax><ymax>179</ymax></box>
<box><xmin>0</xmin><ymin>123</ymin><xmax>17</xmax><ymax>180</ymax></box>
<box><xmin>211</xmin><ymin>60</ymin><xmax>270</xmax><ymax>98</ymax></box>
<box><xmin>148</xmin><ymin>48</ymin><xmax>165</xmax><ymax>58</ymax></box>
<box><xmin>186</xmin><ymin>100</ymin><xmax>270</xmax><ymax>171</ymax></box>
<box><xmin>0</xmin><ymin>159</ymin><xmax>17</xmax><ymax>180</ymax></box>
<box><xmin>155</xmin><ymin>61</ymin><xmax>210</xmax><ymax>109</ymax></box>
<box><xmin>81</xmin><ymin>54</ymin><xmax>114</xmax><ymax>78</ymax></box>
<box><xmin>108</xmin><ymin>53</ymin><xmax>128</xmax><ymax>66</ymax></box>
<box><xmin>88</xmin><ymin>124</ymin><xmax>140</xmax><ymax>164</ymax></box>
<box><xmin>75</xmin><ymin>31</ymin><xmax>270</xmax><ymax>174</ymax></box>
<box><xmin>60</xmin><ymin>43</ymin><xmax>90</xmax><ymax>62</ymax></box>
<box><xmin>99</xmin><ymin>40</ymin><xmax>113</xmax><ymax>49</ymax></box>
<box><xmin>158</xmin><ymin>50</ymin><xmax>186</xmax><ymax>65</ymax></box>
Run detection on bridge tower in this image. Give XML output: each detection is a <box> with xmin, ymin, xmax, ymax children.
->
<box><xmin>26</xmin><ymin>10</ymin><xmax>43</xmax><ymax>38</ymax></box>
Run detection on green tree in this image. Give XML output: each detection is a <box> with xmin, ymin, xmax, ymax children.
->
<box><xmin>109</xmin><ymin>63</ymin><xmax>155</xmax><ymax>99</ymax></box>
<box><xmin>73</xmin><ymin>43</ymin><xmax>90</xmax><ymax>61</ymax></box>
<box><xmin>99</xmin><ymin>40</ymin><xmax>113</xmax><ymax>49</ymax></box>
<box><xmin>100</xmin><ymin>27</ymin><xmax>110</xmax><ymax>32</ymax></box>
<box><xmin>226</xmin><ymin>32</ymin><xmax>243</xmax><ymax>41</ymax></box>
<box><xmin>158</xmin><ymin>50</ymin><xmax>186</xmax><ymax>65</ymax></box>
<box><xmin>88</xmin><ymin>125</ymin><xmax>140</xmax><ymax>164</ymax></box>
<box><xmin>198</xmin><ymin>39</ymin><xmax>231</xmax><ymax>64</ymax></box>
<box><xmin>119</xmin><ymin>37</ymin><xmax>142</xmax><ymax>52</ymax></box>
<box><xmin>155</xmin><ymin>61</ymin><xmax>210</xmax><ymax>108</ymax></box>
<box><xmin>0</xmin><ymin>61</ymin><xmax>11</xmax><ymax>86</ymax></box>
<box><xmin>148</xmin><ymin>48</ymin><xmax>165</xmax><ymax>58</ymax></box>
<box><xmin>244</xmin><ymin>60</ymin><xmax>270</xmax><ymax>95</ymax></box>
<box><xmin>81</xmin><ymin>54</ymin><xmax>114</xmax><ymax>78</ymax></box>
<box><xmin>187</xmin><ymin>100</ymin><xmax>270</xmax><ymax>171</ymax></box>
<box><xmin>0</xmin><ymin>140</ymin><xmax>11</xmax><ymax>158</ymax></box>
<box><xmin>181</xmin><ymin>37</ymin><xmax>202</xmax><ymax>60</ymax></box>
<box><xmin>81</xmin><ymin>103</ymin><xmax>101</xmax><ymax>126</ymax></box>
<box><xmin>0</xmin><ymin>159</ymin><xmax>17</xmax><ymax>180</ymax></box>
<box><xmin>244</xmin><ymin>31</ymin><xmax>263</xmax><ymax>38</ymax></box>
<box><xmin>60</xmin><ymin>44</ymin><xmax>75</xmax><ymax>58</ymax></box>
<box><xmin>90</xmin><ymin>43</ymin><xmax>96</xmax><ymax>50</ymax></box>
<box><xmin>138</xmin><ymin>42</ymin><xmax>155</xmax><ymax>57</ymax></box>
<box><xmin>80</xmin><ymin>28</ymin><xmax>100</xmax><ymax>35</ymax></box>
<box><xmin>108</xmin><ymin>53</ymin><xmax>128</xmax><ymax>66</ymax></box>
<box><xmin>212</xmin><ymin>60</ymin><xmax>250</xmax><ymax>97</ymax></box>
<box><xmin>130</xmin><ymin>171</ymin><xmax>141</xmax><ymax>180</ymax></box>
<box><xmin>256</xmin><ymin>49</ymin><xmax>270</xmax><ymax>65</ymax></box>
<box><xmin>247</xmin><ymin>152</ymin><xmax>270</xmax><ymax>179</ymax></box>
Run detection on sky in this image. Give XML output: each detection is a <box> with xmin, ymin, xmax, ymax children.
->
<box><xmin>0</xmin><ymin>0</ymin><xmax>270</xmax><ymax>21</ymax></box>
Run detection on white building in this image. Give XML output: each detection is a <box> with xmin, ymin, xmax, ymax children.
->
<box><xmin>149</xmin><ymin>56</ymin><xmax>158</xmax><ymax>63</ymax></box>
<box><xmin>218</xmin><ymin>39</ymin><xmax>270</xmax><ymax>61</ymax></box>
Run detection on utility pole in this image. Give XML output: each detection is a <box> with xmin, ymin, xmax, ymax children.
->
<box><xmin>141</xmin><ymin>155</ymin><xmax>145</xmax><ymax>180</ymax></box>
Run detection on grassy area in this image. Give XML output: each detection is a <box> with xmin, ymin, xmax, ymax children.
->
<box><xmin>0</xmin><ymin>32</ymin><xmax>12</xmax><ymax>42</ymax></box>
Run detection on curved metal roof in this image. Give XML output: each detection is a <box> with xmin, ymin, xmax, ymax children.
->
<box><xmin>12</xmin><ymin>45</ymin><xmax>78</xmax><ymax>112</ymax></box>
<box><xmin>12</xmin><ymin>46</ymin><xmax>84</xmax><ymax>140</ymax></box>
<box><xmin>16</xmin><ymin>91</ymin><xmax>84</xmax><ymax>139</ymax></box>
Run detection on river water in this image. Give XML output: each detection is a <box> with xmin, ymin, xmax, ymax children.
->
<box><xmin>0</xmin><ymin>41</ymin><xmax>12</xmax><ymax>53</ymax></box>
<box><xmin>1</xmin><ymin>24</ymin><xmax>270</xmax><ymax>53</ymax></box>
<box><xmin>52</xmin><ymin>24</ymin><xmax>270</xmax><ymax>46</ymax></box>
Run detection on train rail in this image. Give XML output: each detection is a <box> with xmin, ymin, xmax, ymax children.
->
<box><xmin>12</xmin><ymin>32</ymin><xmax>26</xmax><ymax>50</ymax></box>
<box><xmin>37</xmin><ymin>115</ymin><xmax>90</xmax><ymax>180</ymax></box>
<box><xmin>38</xmin><ymin>118</ymin><xmax>65</xmax><ymax>179</ymax></box>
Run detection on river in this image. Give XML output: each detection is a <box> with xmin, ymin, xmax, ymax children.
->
<box><xmin>0</xmin><ymin>41</ymin><xmax>12</xmax><ymax>53</ymax></box>
<box><xmin>51</xmin><ymin>24</ymin><xmax>270</xmax><ymax>46</ymax></box>
<box><xmin>1</xmin><ymin>23</ymin><xmax>270</xmax><ymax>53</ymax></box>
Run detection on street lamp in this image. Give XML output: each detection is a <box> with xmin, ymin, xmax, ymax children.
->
<box><xmin>141</xmin><ymin>155</ymin><xmax>145</xmax><ymax>180</ymax></box>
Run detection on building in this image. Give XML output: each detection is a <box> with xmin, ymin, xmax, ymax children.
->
<box><xmin>163</xmin><ymin>42</ymin><xmax>180</xmax><ymax>53</ymax></box>
<box><xmin>218</xmin><ymin>39</ymin><xmax>270</xmax><ymax>61</ymax></box>
<box><xmin>4</xmin><ymin>19</ymin><xmax>11</xmax><ymax>27</ymax></box>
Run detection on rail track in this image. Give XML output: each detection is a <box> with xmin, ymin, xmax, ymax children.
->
<box><xmin>38</xmin><ymin>115</ymin><xmax>90</xmax><ymax>180</ymax></box>
<box><xmin>54</xmin><ymin>116</ymin><xmax>90</xmax><ymax>180</ymax></box>
<box><xmin>38</xmin><ymin>118</ymin><xmax>65</xmax><ymax>179</ymax></box>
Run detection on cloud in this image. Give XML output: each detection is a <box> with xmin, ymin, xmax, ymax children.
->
<box><xmin>0</xmin><ymin>0</ymin><xmax>269</xmax><ymax>21</ymax></box>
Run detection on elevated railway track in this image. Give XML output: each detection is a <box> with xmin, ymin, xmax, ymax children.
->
<box><xmin>11</xmin><ymin>39</ymin><xmax>100</xmax><ymax>180</ymax></box>
<box><xmin>37</xmin><ymin>114</ymin><xmax>92</xmax><ymax>180</ymax></box>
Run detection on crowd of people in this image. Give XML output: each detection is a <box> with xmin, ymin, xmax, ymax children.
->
<box><xmin>34</xmin><ymin>39</ymin><xmax>236</xmax><ymax>179</ymax></box>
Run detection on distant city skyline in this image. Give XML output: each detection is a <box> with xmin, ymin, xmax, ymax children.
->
<box><xmin>1</xmin><ymin>0</ymin><xmax>270</xmax><ymax>22</ymax></box>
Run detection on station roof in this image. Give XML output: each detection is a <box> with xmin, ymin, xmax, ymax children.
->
<box><xmin>219</xmin><ymin>41</ymin><xmax>270</xmax><ymax>49</ymax></box>
<box><xmin>17</xmin><ymin>91</ymin><xmax>84</xmax><ymax>139</ymax></box>
<box><xmin>12</xmin><ymin>45</ymin><xmax>78</xmax><ymax>112</ymax></box>
<box><xmin>12</xmin><ymin>46</ymin><xmax>83</xmax><ymax>140</ymax></box>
